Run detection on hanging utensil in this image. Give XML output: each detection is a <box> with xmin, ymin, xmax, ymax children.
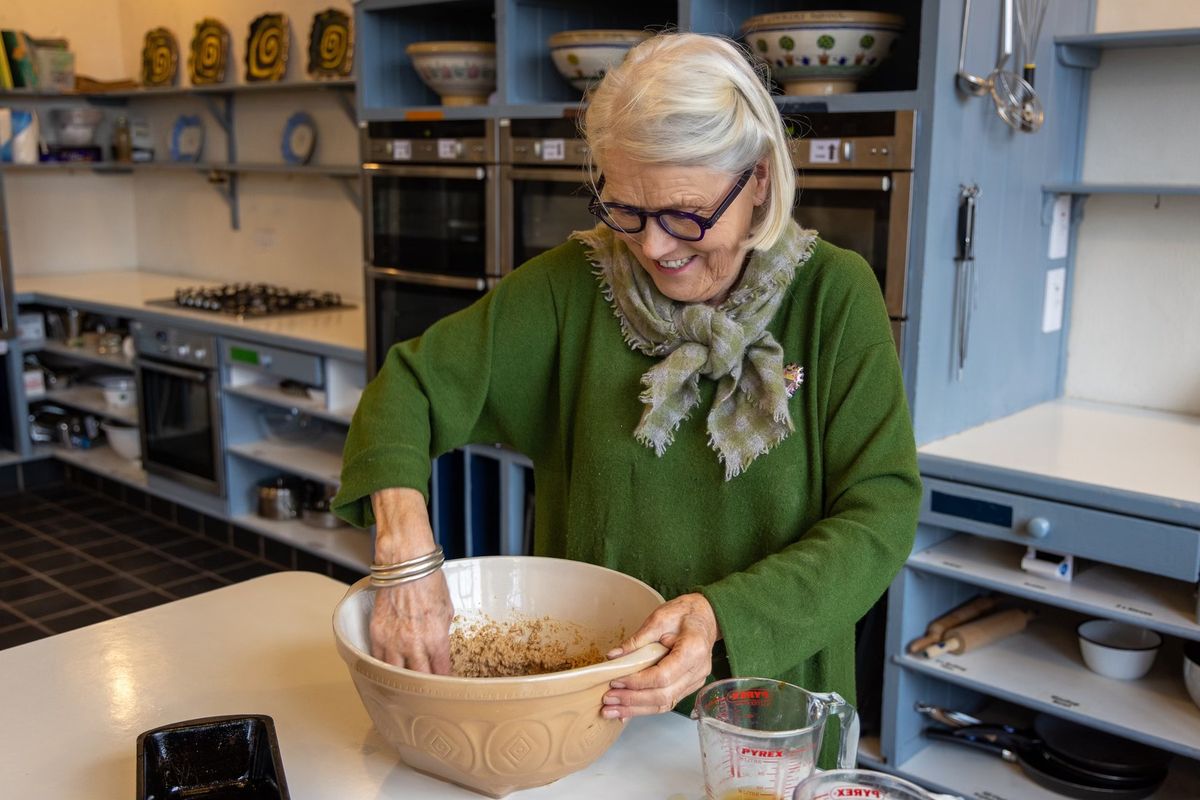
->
<box><xmin>1016</xmin><ymin>0</ymin><xmax>1049</xmax><ymax>88</ymax></box>
<box><xmin>990</xmin><ymin>0</ymin><xmax>1044</xmax><ymax>132</ymax></box>
<box><xmin>954</xmin><ymin>184</ymin><xmax>980</xmax><ymax>381</ymax></box>
<box><xmin>955</xmin><ymin>0</ymin><xmax>993</xmax><ymax>96</ymax></box>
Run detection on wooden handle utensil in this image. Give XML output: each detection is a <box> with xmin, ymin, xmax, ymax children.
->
<box><xmin>907</xmin><ymin>595</ymin><xmax>1000</xmax><ymax>654</ymax></box>
<box><xmin>921</xmin><ymin>608</ymin><xmax>1035</xmax><ymax>658</ymax></box>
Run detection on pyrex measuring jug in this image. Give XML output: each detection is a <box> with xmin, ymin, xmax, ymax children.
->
<box><xmin>793</xmin><ymin>769</ymin><xmax>960</xmax><ymax>800</ymax></box>
<box><xmin>692</xmin><ymin>677</ymin><xmax>860</xmax><ymax>800</ymax></box>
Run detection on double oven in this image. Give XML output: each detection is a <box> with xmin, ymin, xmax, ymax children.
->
<box><xmin>363</xmin><ymin>111</ymin><xmax>915</xmax><ymax>372</ymax></box>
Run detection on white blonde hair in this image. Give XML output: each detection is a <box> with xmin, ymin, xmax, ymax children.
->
<box><xmin>582</xmin><ymin>32</ymin><xmax>796</xmax><ymax>252</ymax></box>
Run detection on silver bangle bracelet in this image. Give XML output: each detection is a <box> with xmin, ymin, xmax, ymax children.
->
<box><xmin>369</xmin><ymin>545</ymin><xmax>445</xmax><ymax>588</ymax></box>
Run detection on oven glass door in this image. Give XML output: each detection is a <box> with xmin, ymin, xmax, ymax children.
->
<box><xmin>369</xmin><ymin>270</ymin><xmax>490</xmax><ymax>375</ymax></box>
<box><xmin>793</xmin><ymin>172</ymin><xmax>911</xmax><ymax>318</ymax></box>
<box><xmin>504</xmin><ymin>167</ymin><xmax>596</xmax><ymax>269</ymax></box>
<box><xmin>367</xmin><ymin>165</ymin><xmax>494</xmax><ymax>279</ymax></box>
<box><xmin>137</xmin><ymin>358</ymin><xmax>222</xmax><ymax>494</ymax></box>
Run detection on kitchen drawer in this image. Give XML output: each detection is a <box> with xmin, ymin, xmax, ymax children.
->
<box><xmin>920</xmin><ymin>478</ymin><xmax>1200</xmax><ymax>582</ymax></box>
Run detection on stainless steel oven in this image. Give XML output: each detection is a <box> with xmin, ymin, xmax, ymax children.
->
<box><xmin>787</xmin><ymin>110</ymin><xmax>915</xmax><ymax>350</ymax></box>
<box><xmin>499</xmin><ymin>118</ymin><xmax>596</xmax><ymax>272</ymax></box>
<box><xmin>133</xmin><ymin>322</ymin><xmax>225</xmax><ymax>496</ymax></box>
<box><xmin>363</xmin><ymin>119</ymin><xmax>499</xmax><ymax>280</ymax></box>
<box><xmin>367</xmin><ymin>269</ymin><xmax>492</xmax><ymax>376</ymax></box>
<box><xmin>364</xmin><ymin>120</ymin><xmax>501</xmax><ymax>376</ymax></box>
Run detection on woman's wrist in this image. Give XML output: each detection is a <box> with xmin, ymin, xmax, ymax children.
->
<box><xmin>371</xmin><ymin>487</ymin><xmax>437</xmax><ymax>563</ymax></box>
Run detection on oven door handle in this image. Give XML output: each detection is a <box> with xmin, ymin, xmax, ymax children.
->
<box><xmin>136</xmin><ymin>358</ymin><xmax>209</xmax><ymax>383</ymax></box>
<box><xmin>368</xmin><ymin>268</ymin><xmax>488</xmax><ymax>291</ymax></box>
<box><xmin>504</xmin><ymin>166</ymin><xmax>588</xmax><ymax>183</ymax></box>
<box><xmin>363</xmin><ymin>163</ymin><xmax>487</xmax><ymax>180</ymax></box>
<box><xmin>797</xmin><ymin>174</ymin><xmax>892</xmax><ymax>192</ymax></box>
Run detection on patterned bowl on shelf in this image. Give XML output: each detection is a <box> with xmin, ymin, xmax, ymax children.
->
<box><xmin>406</xmin><ymin>40</ymin><xmax>496</xmax><ymax>106</ymax></box>
<box><xmin>547</xmin><ymin>29</ymin><xmax>653</xmax><ymax>93</ymax></box>
<box><xmin>740</xmin><ymin>10</ymin><xmax>904</xmax><ymax>96</ymax></box>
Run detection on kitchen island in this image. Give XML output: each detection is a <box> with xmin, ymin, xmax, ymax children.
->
<box><xmin>0</xmin><ymin>571</ymin><xmax>705</xmax><ymax>798</ymax></box>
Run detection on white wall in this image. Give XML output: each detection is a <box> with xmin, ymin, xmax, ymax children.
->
<box><xmin>2</xmin><ymin>1</ymin><xmax>362</xmax><ymax>298</ymax></box>
<box><xmin>1063</xmin><ymin>3</ymin><xmax>1200</xmax><ymax>415</ymax></box>
<box><xmin>0</xmin><ymin>0</ymin><xmax>137</xmax><ymax>275</ymax></box>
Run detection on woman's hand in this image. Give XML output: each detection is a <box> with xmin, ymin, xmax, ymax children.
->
<box><xmin>600</xmin><ymin>593</ymin><xmax>721</xmax><ymax>720</ymax></box>
<box><xmin>368</xmin><ymin>487</ymin><xmax>454</xmax><ymax>674</ymax></box>
<box><xmin>369</xmin><ymin>574</ymin><xmax>454</xmax><ymax>673</ymax></box>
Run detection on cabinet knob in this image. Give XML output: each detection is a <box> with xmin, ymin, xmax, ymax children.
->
<box><xmin>1026</xmin><ymin>517</ymin><xmax>1052</xmax><ymax>539</ymax></box>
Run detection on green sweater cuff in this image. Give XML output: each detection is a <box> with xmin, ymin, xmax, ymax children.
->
<box><xmin>332</xmin><ymin>443</ymin><xmax>432</xmax><ymax>528</ymax></box>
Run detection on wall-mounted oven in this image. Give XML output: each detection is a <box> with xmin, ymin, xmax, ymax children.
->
<box><xmin>133</xmin><ymin>322</ymin><xmax>225</xmax><ymax>496</ymax></box>
<box><xmin>364</xmin><ymin>120</ymin><xmax>500</xmax><ymax>376</ymax></box>
<box><xmin>499</xmin><ymin>118</ymin><xmax>596</xmax><ymax>273</ymax></box>
<box><xmin>363</xmin><ymin>119</ymin><xmax>499</xmax><ymax>280</ymax></box>
<box><xmin>787</xmin><ymin>110</ymin><xmax>915</xmax><ymax>351</ymax></box>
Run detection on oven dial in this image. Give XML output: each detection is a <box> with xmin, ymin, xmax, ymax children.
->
<box><xmin>193</xmin><ymin>348</ymin><xmax>208</xmax><ymax>361</ymax></box>
<box><xmin>176</xmin><ymin>344</ymin><xmax>191</xmax><ymax>359</ymax></box>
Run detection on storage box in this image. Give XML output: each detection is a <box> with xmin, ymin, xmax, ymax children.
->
<box><xmin>136</xmin><ymin>715</ymin><xmax>290</xmax><ymax>800</ymax></box>
<box><xmin>16</xmin><ymin>312</ymin><xmax>44</xmax><ymax>346</ymax></box>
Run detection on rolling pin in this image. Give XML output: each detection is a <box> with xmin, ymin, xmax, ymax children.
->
<box><xmin>906</xmin><ymin>595</ymin><xmax>999</xmax><ymax>654</ymax></box>
<box><xmin>920</xmin><ymin>608</ymin><xmax>1036</xmax><ymax>659</ymax></box>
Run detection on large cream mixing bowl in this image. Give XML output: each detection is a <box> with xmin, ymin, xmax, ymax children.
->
<box><xmin>332</xmin><ymin>556</ymin><xmax>667</xmax><ymax>797</ymax></box>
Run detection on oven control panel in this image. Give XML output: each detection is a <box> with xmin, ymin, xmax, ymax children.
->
<box><xmin>131</xmin><ymin>321</ymin><xmax>218</xmax><ymax>369</ymax></box>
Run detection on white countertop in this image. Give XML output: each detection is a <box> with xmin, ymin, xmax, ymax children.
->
<box><xmin>0</xmin><ymin>572</ymin><xmax>705</xmax><ymax>799</ymax></box>
<box><xmin>918</xmin><ymin>398</ymin><xmax>1200</xmax><ymax>508</ymax></box>
<box><xmin>14</xmin><ymin>269</ymin><xmax>366</xmax><ymax>358</ymax></box>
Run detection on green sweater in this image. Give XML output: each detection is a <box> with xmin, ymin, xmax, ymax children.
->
<box><xmin>334</xmin><ymin>236</ymin><xmax>920</xmax><ymax>714</ymax></box>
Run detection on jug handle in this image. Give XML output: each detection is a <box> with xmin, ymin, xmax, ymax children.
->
<box><xmin>814</xmin><ymin>690</ymin><xmax>860</xmax><ymax>769</ymax></box>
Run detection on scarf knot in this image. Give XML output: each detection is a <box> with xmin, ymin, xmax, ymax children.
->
<box><xmin>575</xmin><ymin>220</ymin><xmax>818</xmax><ymax>479</ymax></box>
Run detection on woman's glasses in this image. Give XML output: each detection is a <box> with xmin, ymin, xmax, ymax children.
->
<box><xmin>588</xmin><ymin>167</ymin><xmax>755</xmax><ymax>242</ymax></box>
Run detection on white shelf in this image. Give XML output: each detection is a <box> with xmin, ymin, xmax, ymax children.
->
<box><xmin>233</xmin><ymin>514</ymin><xmax>370</xmax><ymax>572</ymax></box>
<box><xmin>898</xmin><ymin>617</ymin><xmax>1200</xmax><ymax>760</ymax></box>
<box><xmin>48</xmin><ymin>444</ymin><xmax>147</xmax><ymax>488</ymax></box>
<box><xmin>228</xmin><ymin>438</ymin><xmax>344</xmax><ymax>486</ymax></box>
<box><xmin>224</xmin><ymin>382</ymin><xmax>354</xmax><ymax>426</ymax></box>
<box><xmin>896</xmin><ymin>737</ymin><xmax>1200</xmax><ymax>800</ymax></box>
<box><xmin>43</xmin><ymin>385</ymin><xmax>137</xmax><ymax>425</ymax></box>
<box><xmin>909</xmin><ymin>534</ymin><xmax>1200</xmax><ymax>640</ymax></box>
<box><xmin>37</xmin><ymin>340</ymin><xmax>134</xmax><ymax>370</ymax></box>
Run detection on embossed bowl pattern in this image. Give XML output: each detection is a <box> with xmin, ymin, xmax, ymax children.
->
<box><xmin>332</xmin><ymin>556</ymin><xmax>667</xmax><ymax>797</ymax></box>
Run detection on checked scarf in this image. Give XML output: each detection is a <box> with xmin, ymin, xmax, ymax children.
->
<box><xmin>573</xmin><ymin>220</ymin><xmax>817</xmax><ymax>480</ymax></box>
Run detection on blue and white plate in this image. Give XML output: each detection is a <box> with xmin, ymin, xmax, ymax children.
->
<box><xmin>169</xmin><ymin>115</ymin><xmax>205</xmax><ymax>162</ymax></box>
<box><xmin>281</xmin><ymin>111</ymin><xmax>317</xmax><ymax>165</ymax></box>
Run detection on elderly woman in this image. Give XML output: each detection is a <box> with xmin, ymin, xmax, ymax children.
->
<box><xmin>333</xmin><ymin>32</ymin><xmax>920</xmax><ymax>724</ymax></box>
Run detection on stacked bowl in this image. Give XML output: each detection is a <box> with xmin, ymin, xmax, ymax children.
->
<box><xmin>548</xmin><ymin>29</ymin><xmax>653</xmax><ymax>93</ymax></box>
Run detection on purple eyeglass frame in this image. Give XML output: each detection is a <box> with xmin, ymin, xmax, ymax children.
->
<box><xmin>587</xmin><ymin>167</ymin><xmax>755</xmax><ymax>242</ymax></box>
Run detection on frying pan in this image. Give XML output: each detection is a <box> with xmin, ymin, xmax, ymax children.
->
<box><xmin>915</xmin><ymin>704</ymin><xmax>1173</xmax><ymax>780</ymax></box>
<box><xmin>924</xmin><ymin>726</ymin><xmax>1166</xmax><ymax>800</ymax></box>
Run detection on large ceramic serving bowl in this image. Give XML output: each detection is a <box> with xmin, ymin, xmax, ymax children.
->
<box><xmin>332</xmin><ymin>556</ymin><xmax>667</xmax><ymax>797</ymax></box>
<box><xmin>547</xmin><ymin>29</ymin><xmax>653</xmax><ymax>93</ymax></box>
<box><xmin>741</xmin><ymin>10</ymin><xmax>904</xmax><ymax>95</ymax></box>
<box><xmin>406</xmin><ymin>41</ymin><xmax>496</xmax><ymax>106</ymax></box>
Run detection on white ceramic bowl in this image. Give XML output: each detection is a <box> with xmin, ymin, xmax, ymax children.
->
<box><xmin>333</xmin><ymin>556</ymin><xmax>666</xmax><ymax>797</ymax></box>
<box><xmin>1185</xmin><ymin>640</ymin><xmax>1200</xmax><ymax>711</ymax></box>
<box><xmin>547</xmin><ymin>29</ymin><xmax>653</xmax><ymax>93</ymax></box>
<box><xmin>1077</xmin><ymin>619</ymin><xmax>1162</xmax><ymax>680</ymax></box>
<box><xmin>50</xmin><ymin>108</ymin><xmax>106</xmax><ymax>146</ymax></box>
<box><xmin>94</xmin><ymin>375</ymin><xmax>137</xmax><ymax>409</ymax></box>
<box><xmin>102</xmin><ymin>421</ymin><xmax>140</xmax><ymax>460</ymax></box>
<box><xmin>741</xmin><ymin>10</ymin><xmax>904</xmax><ymax>96</ymax></box>
<box><xmin>406</xmin><ymin>41</ymin><xmax>496</xmax><ymax>106</ymax></box>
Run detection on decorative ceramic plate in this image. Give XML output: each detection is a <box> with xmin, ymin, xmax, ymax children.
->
<box><xmin>141</xmin><ymin>28</ymin><xmax>179</xmax><ymax>87</ymax></box>
<box><xmin>281</xmin><ymin>111</ymin><xmax>317</xmax><ymax>165</ymax></box>
<box><xmin>170</xmin><ymin>115</ymin><xmax>205</xmax><ymax>162</ymax></box>
<box><xmin>246</xmin><ymin>13</ymin><xmax>290</xmax><ymax>82</ymax></box>
<box><xmin>188</xmin><ymin>18</ymin><xmax>230</xmax><ymax>85</ymax></box>
<box><xmin>308</xmin><ymin>8</ymin><xmax>353</xmax><ymax>78</ymax></box>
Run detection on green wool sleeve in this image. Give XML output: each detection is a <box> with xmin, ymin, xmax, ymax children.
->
<box><xmin>332</xmin><ymin>260</ymin><xmax>562</xmax><ymax>528</ymax></box>
<box><xmin>700</xmin><ymin>280</ymin><xmax>921</xmax><ymax>680</ymax></box>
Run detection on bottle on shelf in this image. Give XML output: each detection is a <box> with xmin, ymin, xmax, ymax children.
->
<box><xmin>111</xmin><ymin>116</ymin><xmax>132</xmax><ymax>163</ymax></box>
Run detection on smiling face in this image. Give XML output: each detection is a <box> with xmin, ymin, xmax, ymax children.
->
<box><xmin>596</xmin><ymin>153</ymin><xmax>770</xmax><ymax>305</ymax></box>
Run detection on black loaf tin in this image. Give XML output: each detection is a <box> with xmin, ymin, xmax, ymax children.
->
<box><xmin>136</xmin><ymin>714</ymin><xmax>291</xmax><ymax>800</ymax></box>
